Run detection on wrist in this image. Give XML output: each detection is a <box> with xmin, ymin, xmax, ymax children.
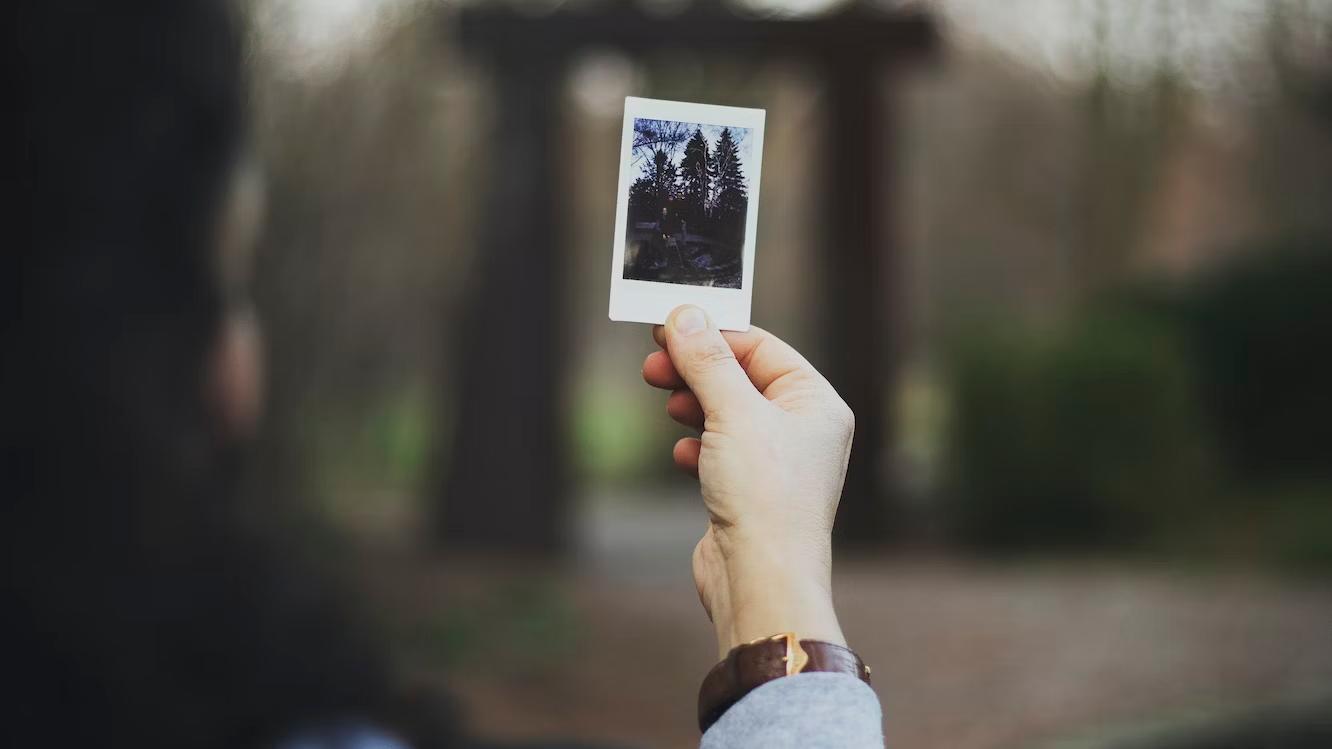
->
<box><xmin>721</xmin><ymin>583</ymin><xmax>844</xmax><ymax>658</ymax></box>
<box><xmin>709</xmin><ymin>533</ymin><xmax>844</xmax><ymax>658</ymax></box>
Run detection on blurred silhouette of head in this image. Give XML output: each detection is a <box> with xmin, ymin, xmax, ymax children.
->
<box><xmin>15</xmin><ymin>3</ymin><xmax>406</xmax><ymax>746</ymax></box>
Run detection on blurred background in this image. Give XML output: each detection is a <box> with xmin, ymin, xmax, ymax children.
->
<box><xmin>240</xmin><ymin>0</ymin><xmax>1331</xmax><ymax>746</ymax></box>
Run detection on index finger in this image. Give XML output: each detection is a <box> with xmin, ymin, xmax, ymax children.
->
<box><xmin>651</xmin><ymin>323</ymin><xmax>817</xmax><ymax>394</ymax></box>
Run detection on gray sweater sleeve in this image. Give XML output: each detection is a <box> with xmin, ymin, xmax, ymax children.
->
<box><xmin>699</xmin><ymin>672</ymin><xmax>884</xmax><ymax>749</ymax></box>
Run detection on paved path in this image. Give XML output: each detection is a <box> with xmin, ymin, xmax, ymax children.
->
<box><xmin>373</xmin><ymin>498</ymin><xmax>1332</xmax><ymax>749</ymax></box>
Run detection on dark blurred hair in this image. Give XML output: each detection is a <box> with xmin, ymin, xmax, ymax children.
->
<box><xmin>14</xmin><ymin>3</ymin><xmax>411</xmax><ymax>746</ymax></box>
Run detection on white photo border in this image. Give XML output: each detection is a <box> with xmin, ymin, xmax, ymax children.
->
<box><xmin>608</xmin><ymin>96</ymin><xmax>766</xmax><ymax>331</ymax></box>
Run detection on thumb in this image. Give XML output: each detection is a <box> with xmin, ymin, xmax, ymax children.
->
<box><xmin>663</xmin><ymin>306</ymin><xmax>760</xmax><ymax>418</ymax></box>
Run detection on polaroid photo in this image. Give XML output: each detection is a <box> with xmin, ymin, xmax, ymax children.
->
<box><xmin>608</xmin><ymin>97</ymin><xmax>765</xmax><ymax>331</ymax></box>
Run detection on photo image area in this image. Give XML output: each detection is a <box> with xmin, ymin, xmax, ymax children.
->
<box><xmin>622</xmin><ymin>118</ymin><xmax>753</xmax><ymax>289</ymax></box>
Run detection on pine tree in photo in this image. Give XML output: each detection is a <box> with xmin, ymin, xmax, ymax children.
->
<box><xmin>679</xmin><ymin>128</ymin><xmax>711</xmax><ymax>234</ymax></box>
<box><xmin>628</xmin><ymin>176</ymin><xmax>654</xmax><ymax>222</ymax></box>
<box><xmin>710</xmin><ymin>127</ymin><xmax>748</xmax><ymax>244</ymax></box>
<box><xmin>629</xmin><ymin>148</ymin><xmax>678</xmax><ymax>222</ymax></box>
<box><xmin>649</xmin><ymin>147</ymin><xmax>677</xmax><ymax>212</ymax></box>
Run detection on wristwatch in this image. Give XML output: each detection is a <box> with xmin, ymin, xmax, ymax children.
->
<box><xmin>697</xmin><ymin>632</ymin><xmax>872</xmax><ymax>732</ymax></box>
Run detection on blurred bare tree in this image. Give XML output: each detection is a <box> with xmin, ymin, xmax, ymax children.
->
<box><xmin>248</xmin><ymin>8</ymin><xmax>479</xmax><ymax>537</ymax></box>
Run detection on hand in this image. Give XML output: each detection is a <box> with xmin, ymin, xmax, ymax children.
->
<box><xmin>642</xmin><ymin>305</ymin><xmax>853</xmax><ymax>659</ymax></box>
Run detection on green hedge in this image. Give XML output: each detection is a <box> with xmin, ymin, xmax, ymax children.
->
<box><xmin>945</xmin><ymin>310</ymin><xmax>1212</xmax><ymax>551</ymax></box>
<box><xmin>942</xmin><ymin>237</ymin><xmax>1332</xmax><ymax>562</ymax></box>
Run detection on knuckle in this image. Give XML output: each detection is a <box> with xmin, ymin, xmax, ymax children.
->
<box><xmin>830</xmin><ymin>397</ymin><xmax>855</xmax><ymax>434</ymax></box>
<box><xmin>688</xmin><ymin>341</ymin><xmax>736</xmax><ymax>372</ymax></box>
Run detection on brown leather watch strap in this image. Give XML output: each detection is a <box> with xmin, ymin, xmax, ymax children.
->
<box><xmin>698</xmin><ymin>634</ymin><xmax>871</xmax><ymax>732</ymax></box>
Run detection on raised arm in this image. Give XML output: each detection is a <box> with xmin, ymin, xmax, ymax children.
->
<box><xmin>642</xmin><ymin>305</ymin><xmax>882</xmax><ymax>747</ymax></box>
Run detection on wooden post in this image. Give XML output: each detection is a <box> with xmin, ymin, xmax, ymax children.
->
<box><xmin>822</xmin><ymin>58</ymin><xmax>897</xmax><ymax>546</ymax></box>
<box><xmin>438</xmin><ymin>57</ymin><xmax>569</xmax><ymax>552</ymax></box>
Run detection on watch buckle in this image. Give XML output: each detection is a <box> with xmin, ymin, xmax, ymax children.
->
<box><xmin>772</xmin><ymin>632</ymin><xmax>809</xmax><ymax>676</ymax></box>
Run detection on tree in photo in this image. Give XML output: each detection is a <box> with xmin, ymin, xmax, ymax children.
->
<box><xmin>628</xmin><ymin>147</ymin><xmax>677</xmax><ymax>222</ymax></box>
<box><xmin>632</xmin><ymin>119</ymin><xmax>690</xmax><ymax>162</ymax></box>
<box><xmin>628</xmin><ymin>176</ymin><xmax>655</xmax><ymax>223</ymax></box>
<box><xmin>710</xmin><ymin>127</ymin><xmax>748</xmax><ymax>244</ymax></box>
<box><xmin>678</xmin><ymin>127</ymin><xmax>712</xmax><ymax>234</ymax></box>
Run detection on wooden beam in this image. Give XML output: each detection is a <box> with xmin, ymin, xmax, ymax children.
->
<box><xmin>455</xmin><ymin>4</ymin><xmax>937</xmax><ymax>62</ymax></box>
